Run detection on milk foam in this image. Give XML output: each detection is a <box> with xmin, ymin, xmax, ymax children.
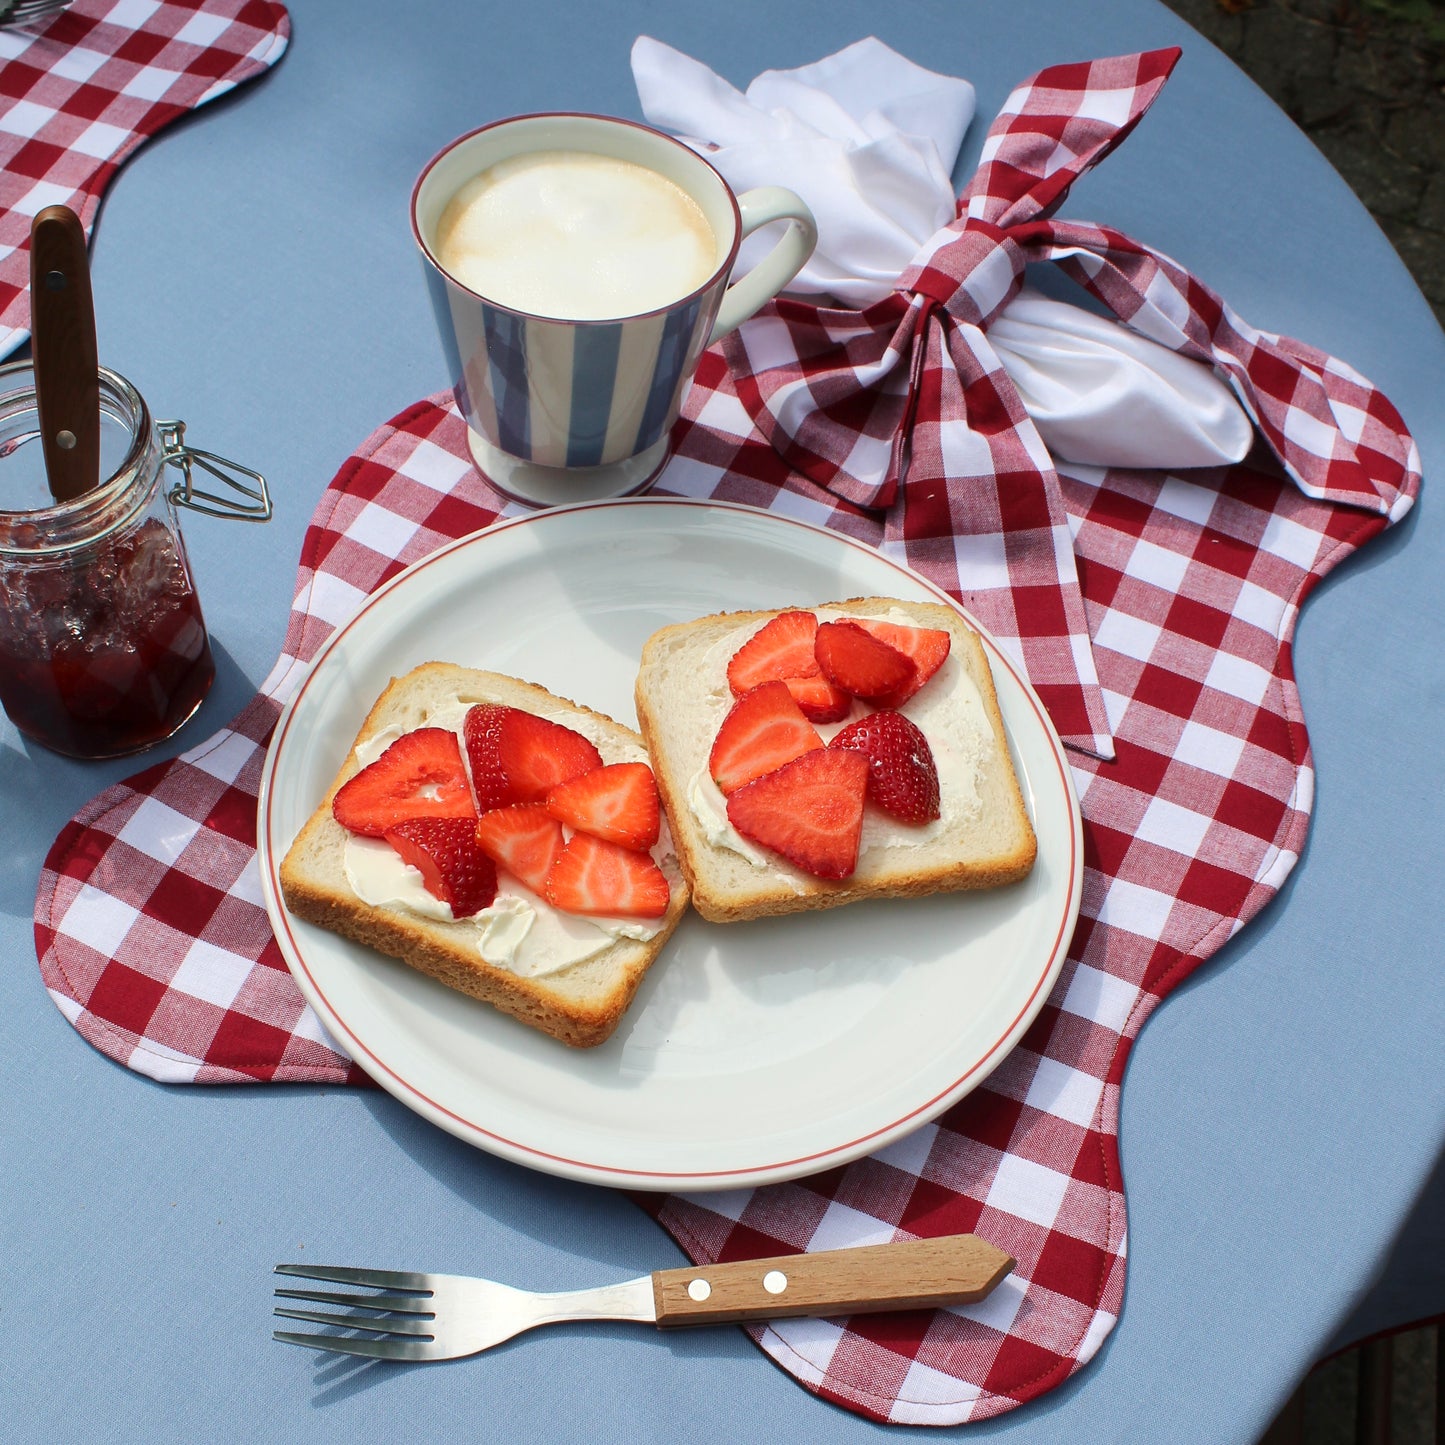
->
<box><xmin>435</xmin><ymin>150</ymin><xmax>718</xmax><ymax>320</ymax></box>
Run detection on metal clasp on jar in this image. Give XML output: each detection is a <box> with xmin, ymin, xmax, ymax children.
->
<box><xmin>158</xmin><ymin>419</ymin><xmax>272</xmax><ymax>522</ymax></box>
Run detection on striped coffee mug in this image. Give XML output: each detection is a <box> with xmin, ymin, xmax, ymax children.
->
<box><xmin>411</xmin><ymin>114</ymin><xmax>816</xmax><ymax>507</ymax></box>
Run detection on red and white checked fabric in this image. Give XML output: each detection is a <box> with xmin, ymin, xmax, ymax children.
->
<box><xmin>32</xmin><ymin>53</ymin><xmax>1421</xmax><ymax>1426</ymax></box>
<box><xmin>729</xmin><ymin>49</ymin><xmax>1414</xmax><ymax>760</ymax></box>
<box><xmin>0</xmin><ymin>0</ymin><xmax>289</xmax><ymax>356</ymax></box>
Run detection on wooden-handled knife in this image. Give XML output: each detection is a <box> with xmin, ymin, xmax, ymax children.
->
<box><xmin>30</xmin><ymin>204</ymin><xmax>99</xmax><ymax>503</ymax></box>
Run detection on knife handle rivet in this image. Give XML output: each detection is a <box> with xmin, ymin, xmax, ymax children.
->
<box><xmin>686</xmin><ymin>1278</ymin><xmax>711</xmax><ymax>1302</ymax></box>
<box><xmin>762</xmin><ymin>1270</ymin><xmax>788</xmax><ymax>1295</ymax></box>
<box><xmin>44</xmin><ymin>269</ymin><xmax>66</xmax><ymax>291</ymax></box>
<box><xmin>56</xmin><ymin>429</ymin><xmax>76</xmax><ymax>450</ymax></box>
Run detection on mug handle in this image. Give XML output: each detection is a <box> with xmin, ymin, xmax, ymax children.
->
<box><xmin>708</xmin><ymin>187</ymin><xmax>818</xmax><ymax>346</ymax></box>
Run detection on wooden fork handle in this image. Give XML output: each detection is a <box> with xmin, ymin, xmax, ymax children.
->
<box><xmin>650</xmin><ymin>1234</ymin><xmax>1013</xmax><ymax>1327</ymax></box>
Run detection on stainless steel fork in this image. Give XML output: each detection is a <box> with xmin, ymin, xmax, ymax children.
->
<box><xmin>273</xmin><ymin>1233</ymin><xmax>1013</xmax><ymax>1362</ymax></box>
<box><xmin>0</xmin><ymin>0</ymin><xmax>72</xmax><ymax>27</ymax></box>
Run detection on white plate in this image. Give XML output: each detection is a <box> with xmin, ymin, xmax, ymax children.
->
<box><xmin>257</xmin><ymin>498</ymin><xmax>1082</xmax><ymax>1191</ymax></box>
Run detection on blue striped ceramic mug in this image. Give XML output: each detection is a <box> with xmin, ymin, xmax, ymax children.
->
<box><xmin>411</xmin><ymin>114</ymin><xmax>816</xmax><ymax>507</ymax></box>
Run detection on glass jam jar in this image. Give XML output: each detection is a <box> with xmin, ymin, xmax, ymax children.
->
<box><xmin>0</xmin><ymin>361</ymin><xmax>268</xmax><ymax>759</ymax></box>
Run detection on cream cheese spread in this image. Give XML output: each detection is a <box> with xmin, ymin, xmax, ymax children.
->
<box><xmin>686</xmin><ymin>607</ymin><xmax>993</xmax><ymax>875</ymax></box>
<box><xmin>341</xmin><ymin>694</ymin><xmax>673</xmax><ymax>978</ymax></box>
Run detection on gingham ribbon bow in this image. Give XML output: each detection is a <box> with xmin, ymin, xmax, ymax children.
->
<box><xmin>723</xmin><ymin>49</ymin><xmax>1419</xmax><ymax>758</ymax></box>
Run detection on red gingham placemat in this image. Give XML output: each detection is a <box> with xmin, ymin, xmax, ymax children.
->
<box><xmin>32</xmin><ymin>52</ymin><xmax>1420</xmax><ymax>1425</ymax></box>
<box><xmin>0</xmin><ymin>0</ymin><xmax>289</xmax><ymax>356</ymax></box>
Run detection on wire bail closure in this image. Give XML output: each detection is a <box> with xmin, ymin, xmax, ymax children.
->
<box><xmin>159</xmin><ymin>419</ymin><xmax>271</xmax><ymax>522</ymax></box>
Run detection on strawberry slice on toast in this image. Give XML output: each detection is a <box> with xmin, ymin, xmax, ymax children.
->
<box><xmin>830</xmin><ymin>710</ymin><xmax>941</xmax><ymax>824</ymax></box>
<box><xmin>331</xmin><ymin>727</ymin><xmax>475</xmax><ymax>837</ymax></box>
<box><xmin>780</xmin><ymin>674</ymin><xmax>851</xmax><ymax>724</ymax></box>
<box><xmin>383</xmin><ymin>817</ymin><xmax>498</xmax><ymax>917</ymax></box>
<box><xmin>814</xmin><ymin>620</ymin><xmax>917</xmax><ymax>700</ymax></box>
<box><xmin>726</xmin><ymin>610</ymin><xmax>849</xmax><ymax>722</ymax></box>
<box><xmin>708</xmin><ymin>679</ymin><xmax>824</xmax><ymax>796</ymax></box>
<box><xmin>726</xmin><ymin>610</ymin><xmax>820</xmax><ymax>693</ymax></box>
<box><xmin>464</xmin><ymin>704</ymin><xmax>603</xmax><ymax>812</ymax></box>
<box><xmin>853</xmin><ymin>619</ymin><xmax>952</xmax><ymax>707</ymax></box>
<box><xmin>544</xmin><ymin>833</ymin><xmax>671</xmax><ymax>919</ymax></box>
<box><xmin>474</xmin><ymin>803</ymin><xmax>567</xmax><ymax>894</ymax></box>
<box><xmin>725</xmin><ymin>747</ymin><xmax>870</xmax><ymax>879</ymax></box>
<box><xmin>546</xmin><ymin>761</ymin><xmax>661</xmax><ymax>851</ymax></box>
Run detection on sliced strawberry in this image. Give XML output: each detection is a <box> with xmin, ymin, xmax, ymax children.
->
<box><xmin>708</xmin><ymin>679</ymin><xmax>824</xmax><ymax>796</ymax></box>
<box><xmin>726</xmin><ymin>747</ymin><xmax>869</xmax><ymax>879</ymax></box>
<box><xmin>727</xmin><ymin>610</ymin><xmax>821</xmax><ymax>696</ymax></box>
<box><xmin>783</xmin><ymin>673</ymin><xmax>852</xmax><ymax>724</ymax></box>
<box><xmin>546</xmin><ymin>761</ymin><xmax>660</xmax><ymax>851</ymax></box>
<box><xmin>463</xmin><ymin>705</ymin><xmax>512</xmax><ymax>810</ymax></box>
<box><xmin>815</xmin><ymin>620</ymin><xmax>916</xmax><ymax>699</ymax></box>
<box><xmin>829</xmin><ymin>710</ymin><xmax>941</xmax><ymax>824</ymax></box>
<box><xmin>854</xmin><ymin>620</ymin><xmax>952</xmax><ymax>706</ymax></box>
<box><xmin>544</xmin><ymin>833</ymin><xmax>671</xmax><ymax>919</ymax></box>
<box><xmin>332</xmin><ymin>727</ymin><xmax>475</xmax><ymax>837</ymax></box>
<box><xmin>383</xmin><ymin>817</ymin><xmax>498</xmax><ymax>918</ymax></box>
<box><xmin>463</xmin><ymin>703</ymin><xmax>602</xmax><ymax>812</ymax></box>
<box><xmin>474</xmin><ymin>803</ymin><xmax>566</xmax><ymax>893</ymax></box>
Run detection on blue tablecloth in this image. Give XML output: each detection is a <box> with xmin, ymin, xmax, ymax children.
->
<box><xmin>3</xmin><ymin>0</ymin><xmax>1442</xmax><ymax>1440</ymax></box>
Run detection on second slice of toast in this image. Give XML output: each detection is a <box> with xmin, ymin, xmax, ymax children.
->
<box><xmin>634</xmin><ymin>598</ymin><xmax>1037</xmax><ymax>923</ymax></box>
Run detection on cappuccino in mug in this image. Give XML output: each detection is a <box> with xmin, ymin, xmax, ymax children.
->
<box><xmin>412</xmin><ymin>113</ymin><xmax>816</xmax><ymax>505</ymax></box>
<box><xmin>435</xmin><ymin>150</ymin><xmax>718</xmax><ymax>321</ymax></box>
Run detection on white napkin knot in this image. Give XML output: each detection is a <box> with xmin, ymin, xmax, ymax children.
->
<box><xmin>632</xmin><ymin>35</ymin><xmax>1255</xmax><ymax>472</ymax></box>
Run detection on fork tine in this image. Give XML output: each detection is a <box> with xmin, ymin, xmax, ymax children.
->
<box><xmin>274</xmin><ymin>1263</ymin><xmax>434</xmax><ymax>1292</ymax></box>
<box><xmin>273</xmin><ymin>1287</ymin><xmax>435</xmax><ymax>1315</ymax></box>
<box><xmin>272</xmin><ymin>1306</ymin><xmax>435</xmax><ymax>1336</ymax></box>
<box><xmin>273</xmin><ymin>1330</ymin><xmax>434</xmax><ymax>1361</ymax></box>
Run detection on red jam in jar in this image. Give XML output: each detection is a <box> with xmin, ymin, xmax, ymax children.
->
<box><xmin>0</xmin><ymin>364</ymin><xmax>215</xmax><ymax>759</ymax></box>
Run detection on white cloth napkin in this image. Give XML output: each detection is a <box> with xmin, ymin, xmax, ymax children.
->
<box><xmin>632</xmin><ymin>36</ymin><xmax>1255</xmax><ymax>471</ymax></box>
<box><xmin>634</xmin><ymin>35</ymin><xmax>973</xmax><ymax>309</ymax></box>
<box><xmin>987</xmin><ymin>290</ymin><xmax>1256</xmax><ymax>469</ymax></box>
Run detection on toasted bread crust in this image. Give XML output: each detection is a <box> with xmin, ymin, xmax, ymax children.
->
<box><xmin>635</xmin><ymin>599</ymin><xmax>1037</xmax><ymax>923</ymax></box>
<box><xmin>278</xmin><ymin>663</ymin><xmax>689</xmax><ymax>1048</ymax></box>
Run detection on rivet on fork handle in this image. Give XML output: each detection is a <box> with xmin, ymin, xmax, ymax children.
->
<box><xmin>650</xmin><ymin>1234</ymin><xmax>1014</xmax><ymax>1328</ymax></box>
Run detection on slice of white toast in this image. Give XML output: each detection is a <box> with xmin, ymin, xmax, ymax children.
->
<box><xmin>634</xmin><ymin>598</ymin><xmax>1037</xmax><ymax>923</ymax></box>
<box><xmin>279</xmin><ymin>662</ymin><xmax>689</xmax><ymax>1048</ymax></box>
